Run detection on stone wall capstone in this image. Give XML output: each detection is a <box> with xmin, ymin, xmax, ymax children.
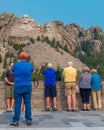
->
<box><xmin>0</xmin><ymin>81</ymin><xmax>104</xmax><ymax>111</ymax></box>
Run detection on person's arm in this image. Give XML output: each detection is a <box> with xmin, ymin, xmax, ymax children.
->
<box><xmin>5</xmin><ymin>77</ymin><xmax>14</xmax><ymax>86</ymax></box>
<box><xmin>78</xmin><ymin>74</ymin><xmax>83</xmax><ymax>86</ymax></box>
<box><xmin>32</xmin><ymin>69</ymin><xmax>36</xmax><ymax>74</ymax></box>
<box><xmin>31</xmin><ymin>64</ymin><xmax>36</xmax><ymax>74</ymax></box>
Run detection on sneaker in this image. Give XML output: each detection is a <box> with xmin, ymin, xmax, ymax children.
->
<box><xmin>98</xmin><ymin>108</ymin><xmax>102</xmax><ymax>111</ymax></box>
<box><xmin>53</xmin><ymin>107</ymin><xmax>57</xmax><ymax>111</ymax></box>
<box><xmin>6</xmin><ymin>107</ymin><xmax>10</xmax><ymax>112</ymax></box>
<box><xmin>9</xmin><ymin>122</ymin><xmax>19</xmax><ymax>126</ymax></box>
<box><xmin>72</xmin><ymin>109</ymin><xmax>77</xmax><ymax>112</ymax></box>
<box><xmin>45</xmin><ymin>107</ymin><xmax>50</xmax><ymax>111</ymax></box>
<box><xmin>66</xmin><ymin>109</ymin><xmax>71</xmax><ymax>112</ymax></box>
<box><xmin>86</xmin><ymin>109</ymin><xmax>91</xmax><ymax>111</ymax></box>
<box><xmin>26</xmin><ymin>120</ymin><xmax>32</xmax><ymax>126</ymax></box>
<box><xmin>10</xmin><ymin>107</ymin><xmax>13</xmax><ymax>112</ymax></box>
<box><xmin>93</xmin><ymin>108</ymin><xmax>97</xmax><ymax>111</ymax></box>
<box><xmin>81</xmin><ymin>109</ymin><xmax>86</xmax><ymax>111</ymax></box>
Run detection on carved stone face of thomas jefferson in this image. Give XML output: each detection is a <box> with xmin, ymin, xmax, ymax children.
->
<box><xmin>29</xmin><ymin>19</ymin><xmax>37</xmax><ymax>27</ymax></box>
<box><xmin>45</xmin><ymin>23</ymin><xmax>53</xmax><ymax>34</ymax></box>
<box><xmin>21</xmin><ymin>14</ymin><xmax>30</xmax><ymax>24</ymax></box>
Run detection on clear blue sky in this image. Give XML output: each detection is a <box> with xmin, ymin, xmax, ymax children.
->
<box><xmin>0</xmin><ymin>0</ymin><xmax>104</xmax><ymax>30</ymax></box>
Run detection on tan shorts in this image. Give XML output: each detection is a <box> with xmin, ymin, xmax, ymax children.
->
<box><xmin>5</xmin><ymin>85</ymin><xmax>14</xmax><ymax>98</ymax></box>
<box><xmin>65</xmin><ymin>82</ymin><xmax>76</xmax><ymax>96</ymax></box>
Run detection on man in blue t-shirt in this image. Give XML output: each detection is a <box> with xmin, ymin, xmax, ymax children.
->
<box><xmin>9</xmin><ymin>52</ymin><xmax>35</xmax><ymax>126</ymax></box>
<box><xmin>43</xmin><ymin>63</ymin><xmax>57</xmax><ymax>111</ymax></box>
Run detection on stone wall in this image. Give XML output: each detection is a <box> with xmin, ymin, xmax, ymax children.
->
<box><xmin>0</xmin><ymin>81</ymin><xmax>104</xmax><ymax>111</ymax></box>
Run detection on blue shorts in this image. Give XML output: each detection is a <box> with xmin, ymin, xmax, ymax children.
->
<box><xmin>45</xmin><ymin>85</ymin><xmax>57</xmax><ymax>97</ymax></box>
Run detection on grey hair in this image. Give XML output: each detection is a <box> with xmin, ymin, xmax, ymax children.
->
<box><xmin>68</xmin><ymin>61</ymin><xmax>73</xmax><ymax>66</ymax></box>
<box><xmin>47</xmin><ymin>63</ymin><xmax>53</xmax><ymax>68</ymax></box>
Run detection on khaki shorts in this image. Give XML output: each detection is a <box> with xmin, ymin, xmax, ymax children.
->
<box><xmin>5</xmin><ymin>85</ymin><xmax>14</xmax><ymax>98</ymax></box>
<box><xmin>65</xmin><ymin>82</ymin><xmax>76</xmax><ymax>96</ymax></box>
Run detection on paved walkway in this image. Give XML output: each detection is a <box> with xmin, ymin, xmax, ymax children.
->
<box><xmin>0</xmin><ymin>110</ymin><xmax>104</xmax><ymax>129</ymax></box>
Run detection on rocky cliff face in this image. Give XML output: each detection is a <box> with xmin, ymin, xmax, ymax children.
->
<box><xmin>0</xmin><ymin>12</ymin><xmax>104</xmax><ymax>72</ymax></box>
<box><xmin>0</xmin><ymin>13</ymin><xmax>103</xmax><ymax>49</ymax></box>
<box><xmin>24</xmin><ymin>41</ymin><xmax>84</xmax><ymax>71</ymax></box>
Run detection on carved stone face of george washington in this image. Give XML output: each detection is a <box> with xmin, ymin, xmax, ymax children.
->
<box><xmin>21</xmin><ymin>14</ymin><xmax>30</xmax><ymax>24</ymax></box>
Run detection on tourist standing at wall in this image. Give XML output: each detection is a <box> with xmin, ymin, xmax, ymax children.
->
<box><xmin>43</xmin><ymin>63</ymin><xmax>57</xmax><ymax>111</ymax></box>
<box><xmin>62</xmin><ymin>61</ymin><xmax>77</xmax><ymax>112</ymax></box>
<box><xmin>32</xmin><ymin>67</ymin><xmax>39</xmax><ymax>88</ymax></box>
<box><xmin>9</xmin><ymin>52</ymin><xmax>35</xmax><ymax>126</ymax></box>
<box><xmin>56</xmin><ymin>66</ymin><xmax>62</xmax><ymax>82</ymax></box>
<box><xmin>91</xmin><ymin>69</ymin><xmax>102</xmax><ymax>110</ymax></box>
<box><xmin>56</xmin><ymin>65</ymin><xmax>63</xmax><ymax>86</ymax></box>
<box><xmin>79</xmin><ymin>67</ymin><xmax>92</xmax><ymax>111</ymax></box>
<box><xmin>5</xmin><ymin>62</ymin><xmax>14</xmax><ymax>112</ymax></box>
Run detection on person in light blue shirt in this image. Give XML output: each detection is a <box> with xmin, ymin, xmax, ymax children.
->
<box><xmin>91</xmin><ymin>69</ymin><xmax>102</xmax><ymax>110</ymax></box>
<box><xmin>10</xmin><ymin>52</ymin><xmax>35</xmax><ymax>126</ymax></box>
<box><xmin>43</xmin><ymin>63</ymin><xmax>57</xmax><ymax>111</ymax></box>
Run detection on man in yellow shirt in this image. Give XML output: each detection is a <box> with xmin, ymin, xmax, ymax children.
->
<box><xmin>62</xmin><ymin>61</ymin><xmax>77</xmax><ymax>111</ymax></box>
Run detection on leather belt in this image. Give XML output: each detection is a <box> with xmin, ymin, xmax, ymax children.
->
<box><xmin>65</xmin><ymin>81</ymin><xmax>76</xmax><ymax>83</ymax></box>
